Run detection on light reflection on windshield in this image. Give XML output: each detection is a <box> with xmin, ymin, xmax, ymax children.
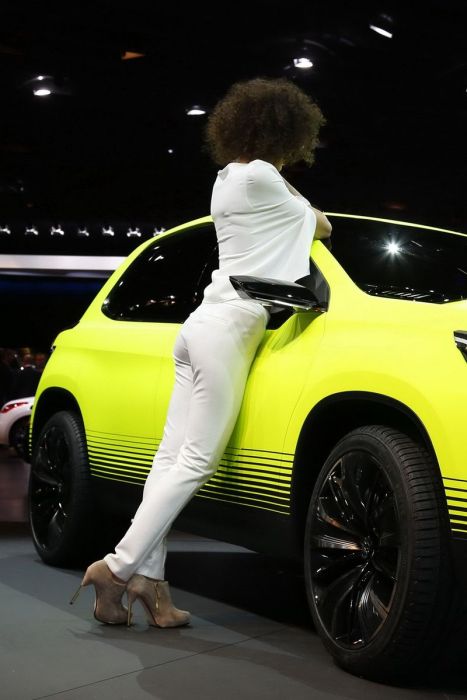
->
<box><xmin>330</xmin><ymin>219</ymin><xmax>467</xmax><ymax>303</ymax></box>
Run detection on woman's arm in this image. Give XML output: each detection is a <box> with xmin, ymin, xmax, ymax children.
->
<box><xmin>247</xmin><ymin>164</ymin><xmax>332</xmax><ymax>240</ymax></box>
<box><xmin>282</xmin><ymin>176</ymin><xmax>332</xmax><ymax>239</ymax></box>
<box><xmin>312</xmin><ymin>207</ymin><xmax>332</xmax><ymax>239</ymax></box>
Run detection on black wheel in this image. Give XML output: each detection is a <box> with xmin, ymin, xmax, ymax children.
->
<box><xmin>304</xmin><ymin>425</ymin><xmax>454</xmax><ymax>683</ymax></box>
<box><xmin>29</xmin><ymin>410</ymin><xmax>98</xmax><ymax>566</ymax></box>
<box><xmin>9</xmin><ymin>416</ymin><xmax>30</xmax><ymax>459</ymax></box>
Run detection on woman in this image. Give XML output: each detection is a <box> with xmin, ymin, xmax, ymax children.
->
<box><xmin>70</xmin><ymin>77</ymin><xmax>332</xmax><ymax>627</ymax></box>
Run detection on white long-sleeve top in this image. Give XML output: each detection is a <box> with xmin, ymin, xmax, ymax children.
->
<box><xmin>201</xmin><ymin>159</ymin><xmax>317</xmax><ymax>305</ymax></box>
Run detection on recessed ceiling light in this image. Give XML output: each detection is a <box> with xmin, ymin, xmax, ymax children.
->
<box><xmin>369</xmin><ymin>24</ymin><xmax>393</xmax><ymax>39</ymax></box>
<box><xmin>293</xmin><ymin>57</ymin><xmax>313</xmax><ymax>69</ymax></box>
<box><xmin>186</xmin><ymin>105</ymin><xmax>206</xmax><ymax>116</ymax></box>
<box><xmin>369</xmin><ymin>13</ymin><xmax>394</xmax><ymax>39</ymax></box>
<box><xmin>34</xmin><ymin>88</ymin><xmax>51</xmax><ymax>96</ymax></box>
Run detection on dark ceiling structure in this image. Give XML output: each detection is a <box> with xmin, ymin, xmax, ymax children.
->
<box><xmin>0</xmin><ymin>0</ymin><xmax>466</xmax><ymax>252</ymax></box>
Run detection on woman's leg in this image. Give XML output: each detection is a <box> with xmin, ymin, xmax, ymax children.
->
<box><xmin>132</xmin><ymin>328</ymin><xmax>194</xmax><ymax>579</ymax></box>
<box><xmin>103</xmin><ymin>305</ymin><xmax>267</xmax><ymax>582</ymax></box>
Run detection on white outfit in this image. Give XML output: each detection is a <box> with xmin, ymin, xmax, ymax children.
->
<box><xmin>104</xmin><ymin>159</ymin><xmax>316</xmax><ymax>581</ymax></box>
<box><xmin>203</xmin><ymin>159</ymin><xmax>317</xmax><ymax>304</ymax></box>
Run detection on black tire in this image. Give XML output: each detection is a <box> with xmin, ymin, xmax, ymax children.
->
<box><xmin>9</xmin><ymin>416</ymin><xmax>30</xmax><ymax>459</ymax></box>
<box><xmin>28</xmin><ymin>410</ymin><xmax>100</xmax><ymax>566</ymax></box>
<box><xmin>304</xmin><ymin>425</ymin><xmax>454</xmax><ymax>683</ymax></box>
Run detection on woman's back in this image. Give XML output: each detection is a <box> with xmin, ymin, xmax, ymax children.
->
<box><xmin>202</xmin><ymin>159</ymin><xmax>316</xmax><ymax>304</ymax></box>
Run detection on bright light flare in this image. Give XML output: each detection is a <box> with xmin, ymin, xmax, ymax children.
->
<box><xmin>385</xmin><ymin>241</ymin><xmax>401</xmax><ymax>255</ymax></box>
<box><xmin>33</xmin><ymin>88</ymin><xmax>51</xmax><ymax>96</ymax></box>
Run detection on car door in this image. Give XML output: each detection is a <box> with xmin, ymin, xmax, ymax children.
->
<box><xmin>82</xmin><ymin>223</ymin><xmax>217</xmax><ymax>484</ymax></box>
<box><xmin>138</xmin><ymin>223</ymin><xmax>218</xmax><ymax>441</ymax></box>
<box><xmin>190</xmin><ymin>242</ymin><xmax>329</xmax><ymax>516</ymax></box>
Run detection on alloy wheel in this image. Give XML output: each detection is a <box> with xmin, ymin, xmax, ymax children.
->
<box><xmin>30</xmin><ymin>425</ymin><xmax>72</xmax><ymax>551</ymax></box>
<box><xmin>308</xmin><ymin>450</ymin><xmax>401</xmax><ymax>649</ymax></box>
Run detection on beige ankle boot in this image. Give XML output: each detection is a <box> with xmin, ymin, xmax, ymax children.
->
<box><xmin>70</xmin><ymin>560</ymin><xmax>128</xmax><ymax>624</ymax></box>
<box><xmin>126</xmin><ymin>574</ymin><xmax>191</xmax><ymax>628</ymax></box>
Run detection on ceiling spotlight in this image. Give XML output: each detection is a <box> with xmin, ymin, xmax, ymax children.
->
<box><xmin>102</xmin><ymin>226</ymin><xmax>115</xmax><ymax>237</ymax></box>
<box><xmin>77</xmin><ymin>227</ymin><xmax>90</xmax><ymax>237</ymax></box>
<box><xmin>0</xmin><ymin>225</ymin><xmax>11</xmax><ymax>235</ymax></box>
<box><xmin>28</xmin><ymin>74</ymin><xmax>54</xmax><ymax>96</ymax></box>
<box><xmin>25</xmin><ymin>226</ymin><xmax>39</xmax><ymax>236</ymax></box>
<box><xmin>50</xmin><ymin>225</ymin><xmax>65</xmax><ymax>236</ymax></box>
<box><xmin>24</xmin><ymin>74</ymin><xmax>72</xmax><ymax>97</ymax></box>
<box><xmin>186</xmin><ymin>105</ymin><xmax>206</xmax><ymax>116</ymax></box>
<box><xmin>293</xmin><ymin>57</ymin><xmax>313</xmax><ymax>69</ymax></box>
<box><xmin>153</xmin><ymin>227</ymin><xmax>166</xmax><ymax>236</ymax></box>
<box><xmin>167</xmin><ymin>148</ymin><xmax>174</xmax><ymax>154</ymax></box>
<box><xmin>369</xmin><ymin>13</ymin><xmax>394</xmax><ymax>39</ymax></box>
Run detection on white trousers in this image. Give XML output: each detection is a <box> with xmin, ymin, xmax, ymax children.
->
<box><xmin>104</xmin><ymin>299</ymin><xmax>270</xmax><ymax>581</ymax></box>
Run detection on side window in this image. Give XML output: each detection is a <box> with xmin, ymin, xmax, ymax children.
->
<box><xmin>102</xmin><ymin>224</ymin><xmax>217</xmax><ymax>323</ymax></box>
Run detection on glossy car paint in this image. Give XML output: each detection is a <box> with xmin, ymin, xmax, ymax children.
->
<box><xmin>29</xmin><ymin>214</ymin><xmax>467</xmax><ymax>533</ymax></box>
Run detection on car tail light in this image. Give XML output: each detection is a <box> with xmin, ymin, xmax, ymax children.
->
<box><xmin>454</xmin><ymin>331</ymin><xmax>467</xmax><ymax>362</ymax></box>
<box><xmin>0</xmin><ymin>401</ymin><xmax>30</xmax><ymax>413</ymax></box>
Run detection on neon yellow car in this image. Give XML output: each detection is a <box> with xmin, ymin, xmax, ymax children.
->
<box><xmin>28</xmin><ymin>213</ymin><xmax>467</xmax><ymax>682</ymax></box>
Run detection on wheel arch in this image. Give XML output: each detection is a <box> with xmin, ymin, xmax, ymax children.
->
<box><xmin>29</xmin><ymin>388</ymin><xmax>84</xmax><ymax>460</ymax></box>
<box><xmin>290</xmin><ymin>391</ymin><xmax>440</xmax><ymax>546</ymax></box>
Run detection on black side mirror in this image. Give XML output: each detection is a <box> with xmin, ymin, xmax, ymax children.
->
<box><xmin>229</xmin><ymin>275</ymin><xmax>327</xmax><ymax>312</ymax></box>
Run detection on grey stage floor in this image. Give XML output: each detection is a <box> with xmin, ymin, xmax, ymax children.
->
<box><xmin>2</xmin><ymin>445</ymin><xmax>467</xmax><ymax>700</ymax></box>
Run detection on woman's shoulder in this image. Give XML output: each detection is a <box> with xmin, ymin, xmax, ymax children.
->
<box><xmin>246</xmin><ymin>159</ymin><xmax>279</xmax><ymax>176</ymax></box>
<box><xmin>244</xmin><ymin>160</ymin><xmax>292</xmax><ymax>208</ymax></box>
<box><xmin>245</xmin><ymin>159</ymin><xmax>283</xmax><ymax>189</ymax></box>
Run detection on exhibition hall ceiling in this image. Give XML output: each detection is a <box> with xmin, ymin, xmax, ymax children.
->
<box><xmin>0</xmin><ymin>0</ymin><xmax>466</xmax><ymax>244</ymax></box>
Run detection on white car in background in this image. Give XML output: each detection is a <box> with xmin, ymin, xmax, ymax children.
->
<box><xmin>0</xmin><ymin>397</ymin><xmax>34</xmax><ymax>459</ymax></box>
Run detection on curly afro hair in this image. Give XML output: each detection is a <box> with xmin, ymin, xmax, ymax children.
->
<box><xmin>204</xmin><ymin>77</ymin><xmax>325</xmax><ymax>168</ymax></box>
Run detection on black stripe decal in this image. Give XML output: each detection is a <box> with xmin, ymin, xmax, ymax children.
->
<box><xmin>88</xmin><ymin>449</ymin><xmax>153</xmax><ymax>468</ymax></box>
<box><xmin>207</xmin><ymin>476</ymin><xmax>290</xmax><ymax>498</ymax></box>
<box><xmin>88</xmin><ymin>440</ymin><xmax>156</xmax><ymax>455</ymax></box>
<box><xmin>219</xmin><ymin>456</ymin><xmax>292</xmax><ymax>471</ymax></box>
<box><xmin>87</xmin><ymin>430</ymin><xmax>294</xmax><ymax>515</ymax></box>
<box><xmin>446</xmin><ymin>495</ymin><xmax>467</xmax><ymax>504</ymax></box>
<box><xmin>448</xmin><ymin>513</ymin><xmax>467</xmax><ymax>523</ymax></box>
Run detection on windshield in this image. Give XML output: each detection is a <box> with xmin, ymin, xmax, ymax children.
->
<box><xmin>328</xmin><ymin>217</ymin><xmax>467</xmax><ymax>303</ymax></box>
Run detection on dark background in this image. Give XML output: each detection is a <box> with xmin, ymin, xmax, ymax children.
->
<box><xmin>0</xmin><ymin>0</ymin><xmax>466</xmax><ymax>347</ymax></box>
<box><xmin>1</xmin><ymin>0</ymin><xmax>466</xmax><ymax>233</ymax></box>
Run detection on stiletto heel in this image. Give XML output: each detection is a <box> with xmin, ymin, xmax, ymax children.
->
<box><xmin>126</xmin><ymin>574</ymin><xmax>191</xmax><ymax>628</ymax></box>
<box><xmin>127</xmin><ymin>597</ymin><xmax>134</xmax><ymax>627</ymax></box>
<box><xmin>69</xmin><ymin>583</ymin><xmax>84</xmax><ymax>605</ymax></box>
<box><xmin>68</xmin><ymin>560</ymin><xmax>128</xmax><ymax>625</ymax></box>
